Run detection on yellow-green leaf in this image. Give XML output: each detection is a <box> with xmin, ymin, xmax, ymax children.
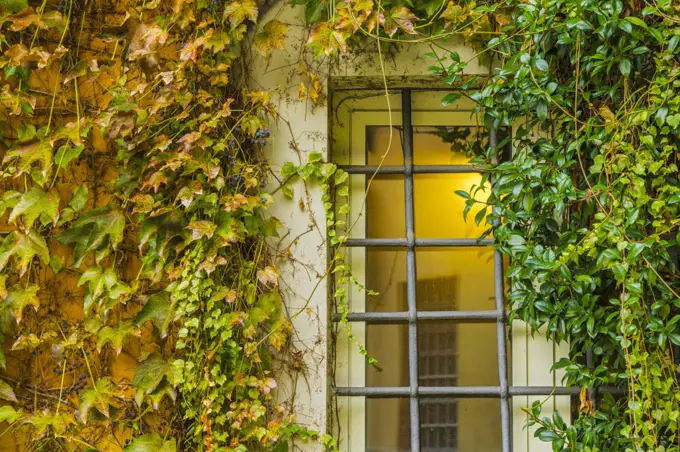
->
<box><xmin>223</xmin><ymin>0</ymin><xmax>258</xmax><ymax>27</ymax></box>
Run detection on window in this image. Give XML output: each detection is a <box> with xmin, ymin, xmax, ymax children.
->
<box><xmin>331</xmin><ymin>88</ymin><xmax>571</xmax><ymax>452</ymax></box>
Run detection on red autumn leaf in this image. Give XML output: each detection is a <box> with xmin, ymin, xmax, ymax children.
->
<box><xmin>178</xmin><ymin>131</ymin><xmax>201</xmax><ymax>149</ymax></box>
<box><xmin>143</xmin><ymin>171</ymin><xmax>168</xmax><ymax>193</ymax></box>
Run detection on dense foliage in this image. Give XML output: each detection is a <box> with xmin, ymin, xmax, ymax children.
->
<box><xmin>0</xmin><ymin>0</ymin><xmax>329</xmax><ymax>450</ymax></box>
<box><xmin>298</xmin><ymin>0</ymin><xmax>680</xmax><ymax>449</ymax></box>
<box><xmin>1</xmin><ymin>0</ymin><xmax>680</xmax><ymax>450</ymax></box>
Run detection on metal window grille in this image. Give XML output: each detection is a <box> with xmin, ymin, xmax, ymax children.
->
<box><xmin>333</xmin><ymin>89</ymin><xmax>616</xmax><ymax>452</ymax></box>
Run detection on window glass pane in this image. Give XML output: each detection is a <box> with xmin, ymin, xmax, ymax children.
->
<box><xmin>421</xmin><ymin>398</ymin><xmax>502</xmax><ymax>452</ymax></box>
<box><xmin>366</xmin><ymin>175</ymin><xmax>405</xmax><ymax>238</ymax></box>
<box><xmin>366</xmin><ymin>398</ymin><xmax>410</xmax><ymax>451</ymax></box>
<box><xmin>414</xmin><ymin>173</ymin><xmax>490</xmax><ymax>239</ymax></box>
<box><xmin>412</xmin><ymin>126</ymin><xmax>491</xmax><ymax>239</ymax></box>
<box><xmin>366</xmin><ymin>324</ymin><xmax>408</xmax><ymax>388</ymax></box>
<box><xmin>365</xmin><ymin>248</ymin><xmax>496</xmax><ymax>313</ymax></box>
<box><xmin>367</xmin><ymin>126</ymin><xmax>404</xmax><ymax>166</ymax></box>
<box><xmin>365</xmin><ymin>398</ymin><xmax>503</xmax><ymax>452</ymax></box>
<box><xmin>365</xmin><ymin>321</ymin><xmax>501</xmax><ymax>387</ymax></box>
<box><xmin>366</xmin><ymin>248</ymin><xmax>407</xmax><ymax>312</ymax></box>
<box><xmin>413</xmin><ymin>126</ymin><xmax>484</xmax><ymax>165</ymax></box>
<box><xmin>416</xmin><ymin>248</ymin><xmax>495</xmax><ymax>311</ymax></box>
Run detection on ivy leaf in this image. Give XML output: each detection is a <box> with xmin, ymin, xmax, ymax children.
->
<box><xmin>132</xmin><ymin>353</ymin><xmax>168</xmax><ymax>404</ymax></box>
<box><xmin>96</xmin><ymin>321</ymin><xmax>138</xmax><ymax>354</ymax></box>
<box><xmin>254</xmin><ymin>19</ymin><xmax>289</xmax><ymax>55</ymax></box>
<box><xmin>22</xmin><ymin>412</ymin><xmax>75</xmax><ymax>437</ymax></box>
<box><xmin>8</xmin><ymin>187</ymin><xmax>60</xmax><ymax>228</ymax></box>
<box><xmin>308</xmin><ymin>22</ymin><xmax>348</xmax><ymax>57</ymax></box>
<box><xmin>5</xmin><ymin>284</ymin><xmax>39</xmax><ymax>323</ymax></box>
<box><xmin>186</xmin><ymin>220</ymin><xmax>216</xmax><ymax>240</ymax></box>
<box><xmin>0</xmin><ymin>379</ymin><xmax>17</xmax><ymax>402</ymax></box>
<box><xmin>126</xmin><ymin>433</ymin><xmax>176</xmax><ymax>452</ymax></box>
<box><xmin>0</xmin><ymin>405</ymin><xmax>20</xmax><ymax>423</ymax></box>
<box><xmin>0</xmin><ymin>231</ymin><xmax>50</xmax><ymax>276</ymax></box>
<box><xmin>2</xmin><ymin>0</ymin><xmax>29</xmax><ymax>13</ymax></box>
<box><xmin>388</xmin><ymin>6</ymin><xmax>419</xmax><ymax>35</ymax></box>
<box><xmin>68</xmin><ymin>185</ymin><xmax>88</xmax><ymax>212</ymax></box>
<box><xmin>2</xmin><ymin>140</ymin><xmax>53</xmax><ymax>182</ymax></box>
<box><xmin>17</xmin><ymin>124</ymin><xmax>36</xmax><ymax>142</ymax></box>
<box><xmin>57</xmin><ymin>205</ymin><xmax>126</xmax><ymax>266</ymax></box>
<box><xmin>257</xmin><ymin>265</ymin><xmax>279</xmax><ymax>287</ymax></box>
<box><xmin>134</xmin><ymin>291</ymin><xmax>172</xmax><ymax>334</ymax></box>
<box><xmin>77</xmin><ymin>377</ymin><xmax>116</xmax><ymax>423</ymax></box>
<box><xmin>223</xmin><ymin>0</ymin><xmax>258</xmax><ymax>27</ymax></box>
<box><xmin>0</xmin><ymin>191</ymin><xmax>21</xmax><ymax>217</ymax></box>
<box><xmin>129</xmin><ymin>194</ymin><xmax>155</xmax><ymax>214</ymax></box>
<box><xmin>54</xmin><ymin>144</ymin><xmax>84</xmax><ymax>169</ymax></box>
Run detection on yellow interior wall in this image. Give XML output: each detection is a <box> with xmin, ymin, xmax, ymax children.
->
<box><xmin>364</xmin><ymin>127</ymin><xmax>501</xmax><ymax>451</ymax></box>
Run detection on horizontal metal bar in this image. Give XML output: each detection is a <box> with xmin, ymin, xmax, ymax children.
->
<box><xmin>339</xmin><ymin>165</ymin><xmax>484</xmax><ymax>175</ymax></box>
<box><xmin>334</xmin><ymin>310</ymin><xmax>501</xmax><ymax>324</ymax></box>
<box><xmin>336</xmin><ymin>386</ymin><xmax>624</xmax><ymax>398</ymax></box>
<box><xmin>344</xmin><ymin>238</ymin><xmax>494</xmax><ymax>247</ymax></box>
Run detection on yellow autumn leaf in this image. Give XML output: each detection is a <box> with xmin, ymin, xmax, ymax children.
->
<box><xmin>298</xmin><ymin>82</ymin><xmax>307</xmax><ymax>101</ymax></box>
<box><xmin>254</xmin><ymin>19</ymin><xmax>289</xmax><ymax>56</ymax></box>
<box><xmin>223</xmin><ymin>0</ymin><xmax>258</xmax><ymax>27</ymax></box>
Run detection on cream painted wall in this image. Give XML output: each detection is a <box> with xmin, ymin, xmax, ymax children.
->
<box><xmin>251</xmin><ymin>3</ymin><xmax>568</xmax><ymax>451</ymax></box>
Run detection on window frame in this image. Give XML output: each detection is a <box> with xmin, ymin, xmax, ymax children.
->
<box><xmin>330</xmin><ymin>88</ymin><xmax>574</xmax><ymax>452</ymax></box>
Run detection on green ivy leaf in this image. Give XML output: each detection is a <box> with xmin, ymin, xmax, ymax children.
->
<box><xmin>96</xmin><ymin>321</ymin><xmax>138</xmax><ymax>355</ymax></box>
<box><xmin>69</xmin><ymin>185</ymin><xmax>88</xmax><ymax>212</ymax></box>
<box><xmin>57</xmin><ymin>205</ymin><xmax>125</xmax><ymax>266</ymax></box>
<box><xmin>0</xmin><ymin>231</ymin><xmax>50</xmax><ymax>276</ymax></box>
<box><xmin>134</xmin><ymin>291</ymin><xmax>172</xmax><ymax>333</ymax></box>
<box><xmin>5</xmin><ymin>284</ymin><xmax>39</xmax><ymax>323</ymax></box>
<box><xmin>0</xmin><ymin>379</ymin><xmax>17</xmax><ymax>402</ymax></box>
<box><xmin>0</xmin><ymin>405</ymin><xmax>20</xmax><ymax>423</ymax></box>
<box><xmin>17</xmin><ymin>124</ymin><xmax>36</xmax><ymax>142</ymax></box>
<box><xmin>126</xmin><ymin>433</ymin><xmax>176</xmax><ymax>452</ymax></box>
<box><xmin>77</xmin><ymin>377</ymin><xmax>116</xmax><ymax>423</ymax></box>
<box><xmin>8</xmin><ymin>187</ymin><xmax>60</xmax><ymax>228</ymax></box>
<box><xmin>0</xmin><ymin>191</ymin><xmax>21</xmax><ymax>217</ymax></box>
<box><xmin>54</xmin><ymin>144</ymin><xmax>84</xmax><ymax>169</ymax></box>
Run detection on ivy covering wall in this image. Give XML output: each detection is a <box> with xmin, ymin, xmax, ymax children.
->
<box><xmin>0</xmin><ymin>0</ymin><xmax>679</xmax><ymax>451</ymax></box>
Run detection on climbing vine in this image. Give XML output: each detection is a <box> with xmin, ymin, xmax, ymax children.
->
<box><xmin>1</xmin><ymin>0</ymin><xmax>680</xmax><ymax>450</ymax></box>
<box><xmin>297</xmin><ymin>0</ymin><xmax>680</xmax><ymax>450</ymax></box>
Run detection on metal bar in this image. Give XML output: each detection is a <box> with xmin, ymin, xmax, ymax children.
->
<box><xmin>345</xmin><ymin>238</ymin><xmax>494</xmax><ymax>247</ymax></box>
<box><xmin>334</xmin><ymin>310</ymin><xmax>501</xmax><ymax>323</ymax></box>
<box><xmin>490</xmin><ymin>125</ymin><xmax>512</xmax><ymax>452</ymax></box>
<box><xmin>402</xmin><ymin>89</ymin><xmax>420</xmax><ymax>451</ymax></box>
<box><xmin>339</xmin><ymin>164</ymin><xmax>484</xmax><ymax>175</ymax></box>
<box><xmin>336</xmin><ymin>385</ymin><xmax>624</xmax><ymax>398</ymax></box>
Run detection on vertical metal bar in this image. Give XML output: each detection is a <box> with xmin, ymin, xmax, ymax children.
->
<box><xmin>586</xmin><ymin>346</ymin><xmax>598</xmax><ymax>410</ymax></box>
<box><xmin>402</xmin><ymin>90</ymin><xmax>420</xmax><ymax>451</ymax></box>
<box><xmin>490</xmin><ymin>126</ymin><xmax>511</xmax><ymax>452</ymax></box>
